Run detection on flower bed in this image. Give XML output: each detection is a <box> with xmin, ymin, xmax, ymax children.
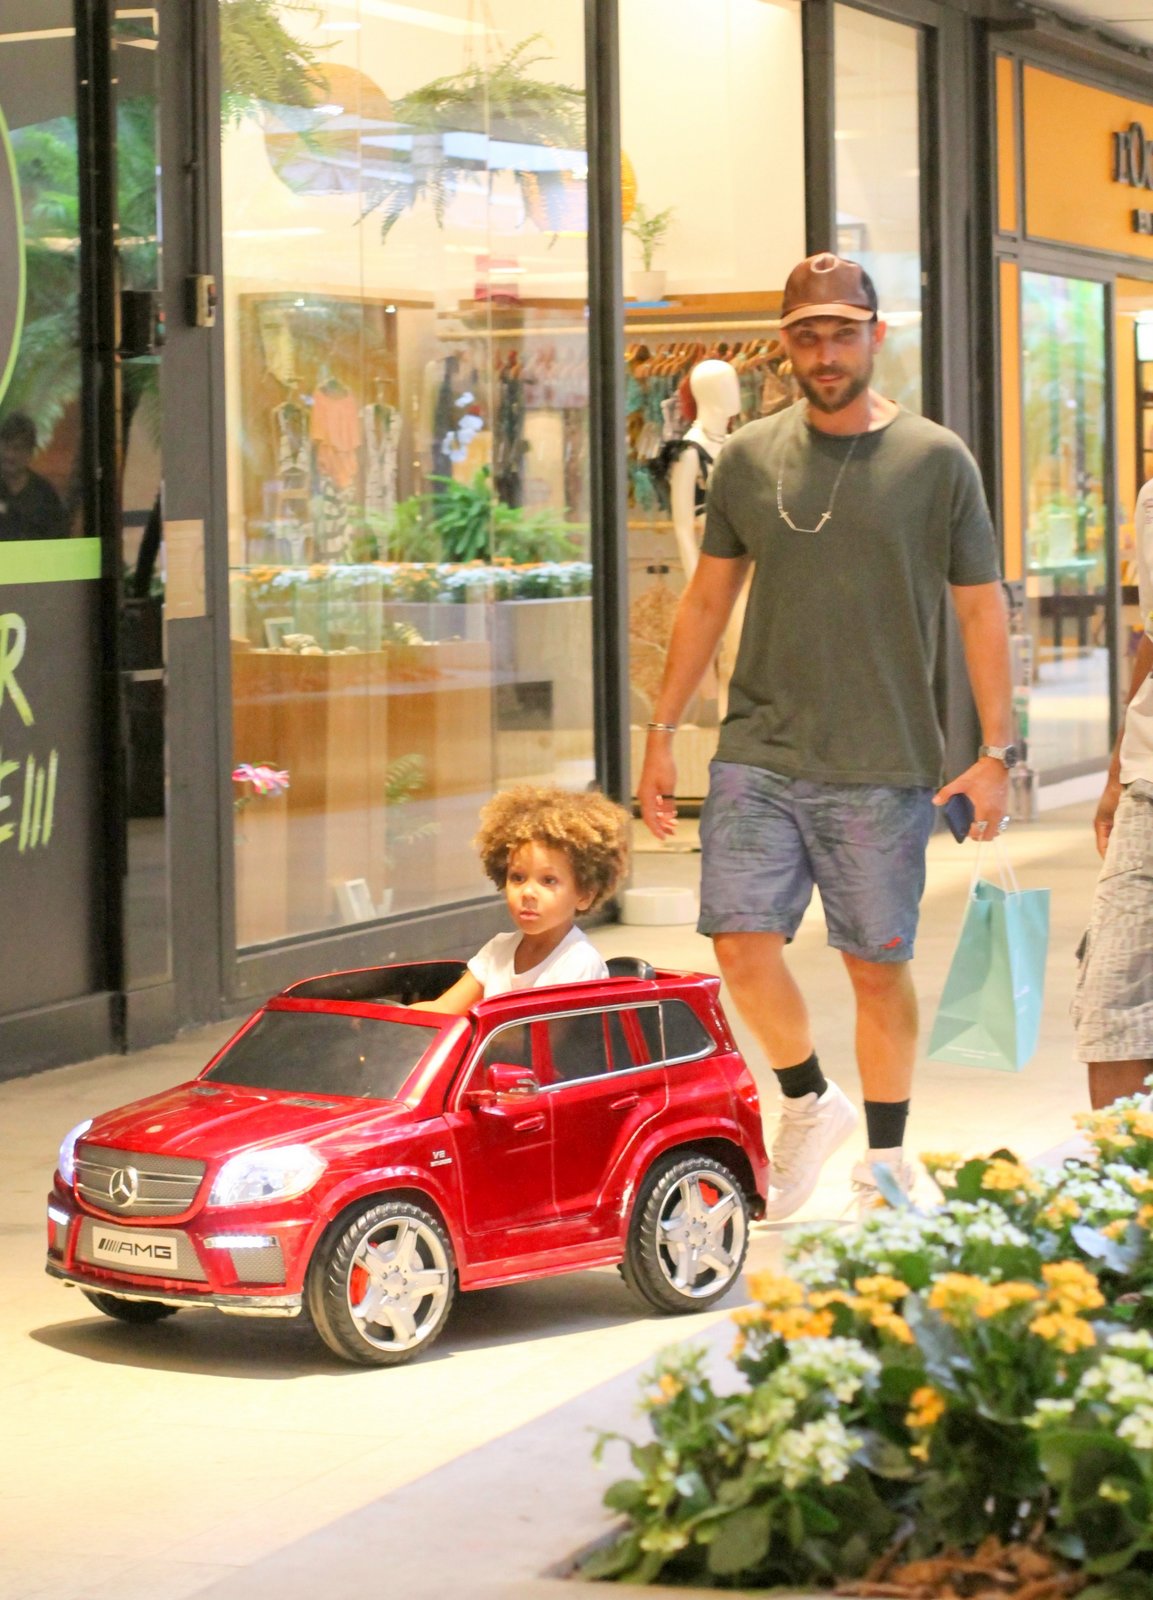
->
<box><xmin>586</xmin><ymin>1098</ymin><xmax>1153</xmax><ymax>1595</ymax></box>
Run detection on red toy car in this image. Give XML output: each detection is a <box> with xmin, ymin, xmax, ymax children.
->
<box><xmin>46</xmin><ymin>957</ymin><xmax>768</xmax><ymax>1365</ymax></box>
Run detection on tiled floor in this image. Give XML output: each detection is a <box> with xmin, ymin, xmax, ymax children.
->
<box><xmin>0</xmin><ymin>801</ymin><xmax>1103</xmax><ymax>1599</ymax></box>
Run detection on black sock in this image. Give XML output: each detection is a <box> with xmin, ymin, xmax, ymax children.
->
<box><xmin>774</xmin><ymin>1051</ymin><xmax>827</xmax><ymax>1100</ymax></box>
<box><xmin>864</xmin><ymin>1099</ymin><xmax>909</xmax><ymax>1150</ymax></box>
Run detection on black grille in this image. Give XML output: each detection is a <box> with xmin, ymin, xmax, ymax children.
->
<box><xmin>75</xmin><ymin>1144</ymin><xmax>206</xmax><ymax>1217</ymax></box>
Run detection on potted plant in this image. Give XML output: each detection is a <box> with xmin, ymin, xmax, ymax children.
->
<box><xmin>625</xmin><ymin>201</ymin><xmax>675</xmax><ymax>302</ymax></box>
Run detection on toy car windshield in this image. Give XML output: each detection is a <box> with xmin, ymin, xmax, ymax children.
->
<box><xmin>202</xmin><ymin>1007</ymin><xmax>442</xmax><ymax>1101</ymax></box>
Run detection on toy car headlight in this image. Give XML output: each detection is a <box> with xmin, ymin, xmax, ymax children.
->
<box><xmin>208</xmin><ymin>1145</ymin><xmax>326</xmax><ymax>1208</ymax></box>
<box><xmin>58</xmin><ymin>1119</ymin><xmax>92</xmax><ymax>1186</ymax></box>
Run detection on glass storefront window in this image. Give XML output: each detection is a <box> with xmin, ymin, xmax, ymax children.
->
<box><xmin>1020</xmin><ymin>271</ymin><xmax>1109</xmax><ymax>778</ymax></box>
<box><xmin>0</xmin><ymin>8</ymin><xmax>104</xmax><ymax>1017</ymax></box>
<box><xmin>834</xmin><ymin>4</ymin><xmax>923</xmax><ymax>413</ymax></box>
<box><xmin>620</xmin><ymin>0</ymin><xmax>806</xmax><ymax>799</ymax></box>
<box><xmin>220</xmin><ymin>2</ymin><xmax>593</xmax><ymax>946</ymax></box>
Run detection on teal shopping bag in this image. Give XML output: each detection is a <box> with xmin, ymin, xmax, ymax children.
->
<box><xmin>927</xmin><ymin>846</ymin><xmax>1050</xmax><ymax>1072</ymax></box>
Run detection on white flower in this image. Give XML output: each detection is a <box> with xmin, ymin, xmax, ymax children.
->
<box><xmin>1117</xmin><ymin>1408</ymin><xmax>1153</xmax><ymax>1450</ymax></box>
<box><xmin>774</xmin><ymin>1415</ymin><xmax>860</xmax><ymax>1490</ymax></box>
<box><xmin>774</xmin><ymin>1338</ymin><xmax>880</xmax><ymax>1405</ymax></box>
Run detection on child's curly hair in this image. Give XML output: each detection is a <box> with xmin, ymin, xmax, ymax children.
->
<box><xmin>474</xmin><ymin>785</ymin><xmax>631</xmax><ymax>913</ymax></box>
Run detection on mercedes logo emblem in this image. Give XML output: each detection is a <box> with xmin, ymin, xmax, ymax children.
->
<box><xmin>108</xmin><ymin>1166</ymin><xmax>139</xmax><ymax>1206</ymax></box>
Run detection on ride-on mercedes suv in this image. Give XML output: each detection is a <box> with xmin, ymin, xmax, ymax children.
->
<box><xmin>46</xmin><ymin>956</ymin><xmax>768</xmax><ymax>1365</ymax></box>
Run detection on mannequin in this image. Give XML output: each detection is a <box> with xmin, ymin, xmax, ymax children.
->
<box><xmin>667</xmin><ymin>359</ymin><xmax>747</xmax><ymax>717</ymax></box>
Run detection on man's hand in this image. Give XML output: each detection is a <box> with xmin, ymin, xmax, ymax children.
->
<box><xmin>1094</xmin><ymin>775</ymin><xmax>1123</xmax><ymax>859</ymax></box>
<box><xmin>636</xmin><ymin>740</ymin><xmax>679</xmax><ymax>840</ymax></box>
<box><xmin>934</xmin><ymin>757</ymin><xmax>1011</xmax><ymax>840</ymax></box>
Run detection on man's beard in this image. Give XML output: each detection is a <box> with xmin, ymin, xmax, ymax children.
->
<box><xmin>795</xmin><ymin>365</ymin><xmax>871</xmax><ymax>414</ymax></box>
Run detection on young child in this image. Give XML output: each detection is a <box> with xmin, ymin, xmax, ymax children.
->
<box><xmin>419</xmin><ymin>785</ymin><xmax>631</xmax><ymax>1014</ymax></box>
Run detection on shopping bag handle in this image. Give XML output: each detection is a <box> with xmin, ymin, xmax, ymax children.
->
<box><xmin>969</xmin><ymin>834</ymin><xmax>1021</xmax><ymax>900</ymax></box>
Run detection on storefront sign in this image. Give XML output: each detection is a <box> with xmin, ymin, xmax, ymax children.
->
<box><xmin>1023</xmin><ymin>67</ymin><xmax>1153</xmax><ymax>261</ymax></box>
<box><xmin>1113</xmin><ymin>121</ymin><xmax>1153</xmax><ymax>190</ymax></box>
<box><xmin>0</xmin><ymin>564</ymin><xmax>102</xmax><ymax>1016</ymax></box>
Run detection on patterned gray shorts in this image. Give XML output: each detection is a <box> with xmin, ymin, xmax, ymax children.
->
<box><xmin>1072</xmin><ymin>779</ymin><xmax>1153</xmax><ymax>1062</ymax></box>
<box><xmin>698</xmin><ymin>761</ymin><xmax>936</xmax><ymax>963</ymax></box>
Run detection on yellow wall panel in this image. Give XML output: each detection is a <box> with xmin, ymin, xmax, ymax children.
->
<box><xmin>999</xmin><ymin>260</ymin><xmax>1023</xmax><ymax>582</ymax></box>
<box><xmin>995</xmin><ymin>56</ymin><xmax>1018</xmax><ymax>236</ymax></box>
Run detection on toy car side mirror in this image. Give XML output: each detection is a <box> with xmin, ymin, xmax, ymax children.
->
<box><xmin>461</xmin><ymin>1063</ymin><xmax>540</xmax><ymax>1111</ymax></box>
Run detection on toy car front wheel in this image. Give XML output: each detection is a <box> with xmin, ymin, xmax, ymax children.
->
<box><xmin>308</xmin><ymin>1199</ymin><xmax>456</xmax><ymax>1366</ymax></box>
<box><xmin>621</xmin><ymin>1154</ymin><xmax>749</xmax><ymax>1314</ymax></box>
<box><xmin>82</xmin><ymin>1290</ymin><xmax>179</xmax><ymax>1324</ymax></box>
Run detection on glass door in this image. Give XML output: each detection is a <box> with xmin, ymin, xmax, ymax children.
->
<box><xmin>1020</xmin><ymin>271</ymin><xmax>1110</xmax><ymax>780</ymax></box>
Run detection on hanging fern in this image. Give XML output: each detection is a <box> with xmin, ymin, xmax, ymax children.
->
<box><xmin>362</xmin><ymin>34</ymin><xmax>587</xmax><ymax>243</ymax></box>
<box><xmin>220</xmin><ymin>0</ymin><xmax>326</xmax><ymax>127</ymax></box>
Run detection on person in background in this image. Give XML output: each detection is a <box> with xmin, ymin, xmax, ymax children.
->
<box><xmin>0</xmin><ymin>412</ymin><xmax>70</xmax><ymax>541</ymax></box>
<box><xmin>1073</xmin><ymin>477</ymin><xmax>1153</xmax><ymax>1107</ymax></box>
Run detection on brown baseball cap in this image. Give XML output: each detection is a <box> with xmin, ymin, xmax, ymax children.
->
<box><xmin>779</xmin><ymin>252</ymin><xmax>878</xmax><ymax>328</ymax></box>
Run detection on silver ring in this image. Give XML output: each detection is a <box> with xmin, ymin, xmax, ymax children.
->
<box><xmin>998</xmin><ymin>815</ymin><xmax>1010</xmax><ymax>834</ymax></box>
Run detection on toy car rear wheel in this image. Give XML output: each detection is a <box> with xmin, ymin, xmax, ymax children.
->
<box><xmin>621</xmin><ymin>1154</ymin><xmax>749</xmax><ymax>1315</ymax></box>
<box><xmin>308</xmin><ymin>1199</ymin><xmax>455</xmax><ymax>1366</ymax></box>
<box><xmin>82</xmin><ymin>1290</ymin><xmax>179</xmax><ymax>1324</ymax></box>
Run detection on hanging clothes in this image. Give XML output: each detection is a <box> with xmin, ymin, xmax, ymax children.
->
<box><xmin>311</xmin><ymin>384</ymin><xmax>361</xmax><ymax>491</ymax></box>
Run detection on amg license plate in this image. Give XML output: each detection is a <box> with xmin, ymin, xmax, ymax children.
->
<box><xmin>90</xmin><ymin>1225</ymin><xmax>179</xmax><ymax>1269</ymax></box>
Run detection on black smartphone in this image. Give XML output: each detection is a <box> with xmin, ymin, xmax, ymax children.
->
<box><xmin>942</xmin><ymin>792</ymin><xmax>975</xmax><ymax>843</ymax></box>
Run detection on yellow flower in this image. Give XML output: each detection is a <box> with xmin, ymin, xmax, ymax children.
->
<box><xmin>927</xmin><ymin>1273</ymin><xmax>992</xmax><ymax>1323</ymax></box>
<box><xmin>746</xmin><ymin>1271</ymin><xmax>805</xmax><ymax>1310</ymax></box>
<box><xmin>765</xmin><ymin>1306</ymin><xmax>835</xmax><ymax>1341</ymax></box>
<box><xmin>976</xmin><ymin>1281</ymin><xmax>1042</xmax><ymax>1317</ymax></box>
<box><xmin>1103</xmin><ymin>1219</ymin><xmax>1129</xmax><ymax>1240</ymax></box>
<box><xmin>731</xmin><ymin>1306</ymin><xmax>765</xmax><ymax>1329</ymax></box>
<box><xmin>730</xmin><ymin>1333</ymin><xmax>747</xmax><ymax>1360</ymax></box>
<box><xmin>1030</xmin><ymin>1312</ymin><xmax>1096</xmax><ymax>1353</ymax></box>
<box><xmin>981</xmin><ymin>1158</ymin><xmax>1040</xmax><ymax>1195</ymax></box>
<box><xmin>910</xmin><ymin>1441</ymin><xmax>930</xmax><ymax>1462</ymax></box>
<box><xmin>874</xmin><ymin>1310</ymin><xmax>915</xmax><ymax>1344</ymax></box>
<box><xmin>853</xmin><ymin>1275</ymin><xmax>910</xmax><ymax>1303</ymax></box>
<box><xmin>1040</xmin><ymin>1196</ymin><xmax>1082</xmax><ymax>1226</ymax></box>
<box><xmin>1130</xmin><ymin>1175</ymin><xmax>1153</xmax><ymax>1196</ymax></box>
<box><xmin>659</xmin><ymin>1373</ymin><xmax>682</xmax><ymax>1400</ymax></box>
<box><xmin>808</xmin><ymin>1289</ymin><xmax>853</xmax><ymax>1311</ymax></box>
<box><xmin>1041</xmin><ymin>1261</ymin><xmax>1105</xmax><ymax>1314</ymax></box>
<box><xmin>1140</xmin><ymin>1205</ymin><xmax>1153</xmax><ymax>1229</ymax></box>
<box><xmin>920</xmin><ymin>1151</ymin><xmax>963</xmax><ymax>1174</ymax></box>
<box><xmin>1129</xmin><ymin>1111</ymin><xmax>1153</xmax><ymax>1140</ymax></box>
<box><xmin>906</xmin><ymin>1386</ymin><xmax>947</xmax><ymax>1430</ymax></box>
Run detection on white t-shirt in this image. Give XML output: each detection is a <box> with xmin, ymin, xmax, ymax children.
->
<box><xmin>467</xmin><ymin>926</ymin><xmax>607</xmax><ymax>998</ymax></box>
<box><xmin>1121</xmin><ymin>479</ymin><xmax>1153</xmax><ymax>784</ymax></box>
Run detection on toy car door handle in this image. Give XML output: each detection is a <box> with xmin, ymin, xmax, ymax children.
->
<box><xmin>610</xmin><ymin>1092</ymin><xmax>640</xmax><ymax>1111</ymax></box>
<box><xmin>513</xmin><ymin>1113</ymin><xmax>546</xmax><ymax>1133</ymax></box>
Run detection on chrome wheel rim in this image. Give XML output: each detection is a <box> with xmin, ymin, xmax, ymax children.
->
<box><xmin>656</xmin><ymin>1169</ymin><xmax>746</xmax><ymax>1300</ymax></box>
<box><xmin>346</xmin><ymin>1216</ymin><xmax>451</xmax><ymax>1352</ymax></box>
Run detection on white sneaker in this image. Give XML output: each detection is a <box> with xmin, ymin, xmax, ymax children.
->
<box><xmin>850</xmin><ymin>1148</ymin><xmax>916</xmax><ymax>1219</ymax></box>
<box><xmin>760</xmin><ymin>1082</ymin><xmax>859</xmax><ymax>1222</ymax></box>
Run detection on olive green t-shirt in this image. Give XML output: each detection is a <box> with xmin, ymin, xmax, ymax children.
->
<box><xmin>702</xmin><ymin>405</ymin><xmax>1000</xmax><ymax>787</ymax></box>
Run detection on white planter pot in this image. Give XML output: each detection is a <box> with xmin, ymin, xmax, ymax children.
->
<box><xmin>629</xmin><ymin>269</ymin><xmax>666</xmax><ymax>302</ymax></box>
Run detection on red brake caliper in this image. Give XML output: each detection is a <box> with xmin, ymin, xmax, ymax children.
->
<box><xmin>699</xmin><ymin>1181</ymin><xmax>720</xmax><ymax>1208</ymax></box>
<box><xmin>349</xmin><ymin>1263</ymin><xmax>369</xmax><ymax>1304</ymax></box>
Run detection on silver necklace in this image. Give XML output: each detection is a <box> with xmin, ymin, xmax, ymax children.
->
<box><xmin>775</xmin><ymin>410</ymin><xmax>862</xmax><ymax>534</ymax></box>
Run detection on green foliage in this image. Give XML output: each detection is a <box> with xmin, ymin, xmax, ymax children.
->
<box><xmin>382</xmin><ymin>754</ymin><xmax>438</xmax><ymax>864</ymax></box>
<box><xmin>589</xmin><ymin>1099</ymin><xmax>1153</xmax><ymax>1590</ymax></box>
<box><xmin>625</xmin><ymin>201</ymin><xmax>676</xmax><ymax>272</ymax></box>
<box><xmin>362</xmin><ymin>35</ymin><xmax>585</xmax><ymax>243</ymax></box>
<box><xmin>418</xmin><ymin>468</ymin><xmax>580</xmax><ymax>565</ymax></box>
<box><xmin>219</xmin><ymin>0</ymin><xmax>325</xmax><ymax>127</ymax></box>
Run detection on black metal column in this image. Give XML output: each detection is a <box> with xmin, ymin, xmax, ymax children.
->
<box><xmin>584</xmin><ymin>0</ymin><xmax>630</xmax><ymax>804</ymax></box>
<box><xmin>803</xmin><ymin>0</ymin><xmax>837</xmax><ymax>255</ymax></box>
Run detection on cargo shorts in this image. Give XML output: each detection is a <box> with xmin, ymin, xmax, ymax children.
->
<box><xmin>698</xmin><ymin>761</ymin><xmax>936</xmax><ymax>963</ymax></box>
<box><xmin>1072</xmin><ymin>779</ymin><xmax>1153</xmax><ymax>1063</ymax></box>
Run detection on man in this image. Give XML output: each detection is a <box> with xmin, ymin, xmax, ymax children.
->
<box><xmin>1072</xmin><ymin>476</ymin><xmax>1153</xmax><ymax>1107</ymax></box>
<box><xmin>0</xmin><ymin>412</ymin><xmax>70</xmax><ymax>541</ymax></box>
<box><xmin>636</xmin><ymin>252</ymin><xmax>1013</xmax><ymax>1218</ymax></box>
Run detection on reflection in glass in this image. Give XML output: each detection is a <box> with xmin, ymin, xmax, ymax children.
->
<box><xmin>1020</xmin><ymin>272</ymin><xmax>1109</xmax><ymax>778</ymax></box>
<box><xmin>0</xmin><ymin>7</ymin><xmax>81</xmax><ymax>542</ymax></box>
<box><xmin>619</xmin><ymin>0</ymin><xmax>806</xmax><ymax>798</ymax></box>
<box><xmin>221</xmin><ymin>3</ymin><xmax>594</xmax><ymax>946</ymax></box>
<box><xmin>834</xmin><ymin>5</ymin><xmax>922</xmax><ymax>413</ymax></box>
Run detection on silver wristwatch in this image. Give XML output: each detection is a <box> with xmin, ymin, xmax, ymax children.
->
<box><xmin>979</xmin><ymin>743</ymin><xmax>1020</xmax><ymax>769</ymax></box>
